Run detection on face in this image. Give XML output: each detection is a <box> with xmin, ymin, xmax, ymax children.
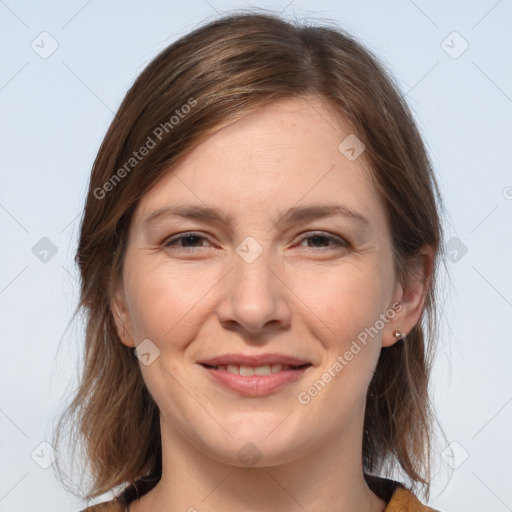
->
<box><xmin>113</xmin><ymin>95</ymin><xmax>418</xmax><ymax>467</ymax></box>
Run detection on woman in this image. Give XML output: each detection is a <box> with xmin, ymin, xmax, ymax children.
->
<box><xmin>54</xmin><ymin>11</ymin><xmax>446</xmax><ymax>512</ymax></box>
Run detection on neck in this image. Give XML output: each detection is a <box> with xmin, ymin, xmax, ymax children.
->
<box><xmin>134</xmin><ymin>411</ymin><xmax>386</xmax><ymax>512</ymax></box>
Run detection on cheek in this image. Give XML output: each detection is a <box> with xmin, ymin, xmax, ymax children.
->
<box><xmin>290</xmin><ymin>260</ymin><xmax>388</xmax><ymax>348</ymax></box>
<box><xmin>289</xmin><ymin>261</ymin><xmax>389</xmax><ymax>407</ymax></box>
<box><xmin>293</xmin><ymin>266</ymin><xmax>385</xmax><ymax>416</ymax></box>
<box><xmin>123</xmin><ymin>263</ymin><xmax>215</xmax><ymax>422</ymax></box>
<box><xmin>124</xmin><ymin>260</ymin><xmax>219</xmax><ymax>347</ymax></box>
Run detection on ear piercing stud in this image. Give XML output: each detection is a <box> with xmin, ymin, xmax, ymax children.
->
<box><xmin>393</xmin><ymin>330</ymin><xmax>405</xmax><ymax>340</ymax></box>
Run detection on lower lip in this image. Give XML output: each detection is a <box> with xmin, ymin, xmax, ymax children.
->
<box><xmin>201</xmin><ymin>365</ymin><xmax>311</xmax><ymax>397</ymax></box>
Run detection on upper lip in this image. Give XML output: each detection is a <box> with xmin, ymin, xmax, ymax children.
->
<box><xmin>199</xmin><ymin>353</ymin><xmax>311</xmax><ymax>367</ymax></box>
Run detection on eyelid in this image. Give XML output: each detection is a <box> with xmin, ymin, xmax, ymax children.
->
<box><xmin>295</xmin><ymin>230</ymin><xmax>348</xmax><ymax>246</ymax></box>
<box><xmin>163</xmin><ymin>231</ymin><xmax>213</xmax><ymax>248</ymax></box>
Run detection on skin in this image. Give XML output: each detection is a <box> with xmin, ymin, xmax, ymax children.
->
<box><xmin>113</xmin><ymin>95</ymin><xmax>433</xmax><ymax>512</ymax></box>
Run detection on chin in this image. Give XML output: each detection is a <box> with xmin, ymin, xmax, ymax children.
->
<box><xmin>199</xmin><ymin>430</ymin><xmax>311</xmax><ymax>469</ymax></box>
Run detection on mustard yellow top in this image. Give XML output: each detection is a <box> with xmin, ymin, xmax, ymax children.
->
<box><xmin>79</xmin><ymin>475</ymin><xmax>439</xmax><ymax>512</ymax></box>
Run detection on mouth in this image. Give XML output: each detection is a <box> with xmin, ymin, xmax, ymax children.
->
<box><xmin>200</xmin><ymin>362</ymin><xmax>311</xmax><ymax>375</ymax></box>
<box><xmin>199</xmin><ymin>360</ymin><xmax>313</xmax><ymax>397</ymax></box>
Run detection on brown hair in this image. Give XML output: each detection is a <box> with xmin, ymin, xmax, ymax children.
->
<box><xmin>53</xmin><ymin>9</ymin><xmax>446</xmax><ymax>502</ymax></box>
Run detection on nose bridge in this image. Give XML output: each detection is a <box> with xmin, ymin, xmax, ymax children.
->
<box><xmin>218</xmin><ymin>236</ymin><xmax>288</xmax><ymax>333</ymax></box>
<box><xmin>234</xmin><ymin>239</ymin><xmax>273</xmax><ymax>291</ymax></box>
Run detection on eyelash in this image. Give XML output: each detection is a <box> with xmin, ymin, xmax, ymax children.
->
<box><xmin>163</xmin><ymin>231</ymin><xmax>349</xmax><ymax>252</ymax></box>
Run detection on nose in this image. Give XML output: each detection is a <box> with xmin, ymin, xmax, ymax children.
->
<box><xmin>216</xmin><ymin>247</ymin><xmax>291</xmax><ymax>336</ymax></box>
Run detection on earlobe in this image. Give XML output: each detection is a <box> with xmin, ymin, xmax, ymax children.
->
<box><xmin>383</xmin><ymin>245</ymin><xmax>434</xmax><ymax>347</ymax></box>
<box><xmin>392</xmin><ymin>330</ymin><xmax>405</xmax><ymax>341</ymax></box>
<box><xmin>111</xmin><ymin>286</ymin><xmax>135</xmax><ymax>348</ymax></box>
<box><xmin>382</xmin><ymin>300</ymin><xmax>407</xmax><ymax>347</ymax></box>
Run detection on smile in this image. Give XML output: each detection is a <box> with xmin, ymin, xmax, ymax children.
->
<box><xmin>202</xmin><ymin>363</ymin><xmax>310</xmax><ymax>375</ymax></box>
<box><xmin>200</xmin><ymin>363</ymin><xmax>312</xmax><ymax>397</ymax></box>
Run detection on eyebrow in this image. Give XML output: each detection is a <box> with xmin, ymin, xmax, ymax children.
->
<box><xmin>143</xmin><ymin>203</ymin><xmax>370</xmax><ymax>228</ymax></box>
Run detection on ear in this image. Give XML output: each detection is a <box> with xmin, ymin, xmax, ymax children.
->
<box><xmin>111</xmin><ymin>284</ymin><xmax>135</xmax><ymax>348</ymax></box>
<box><xmin>383</xmin><ymin>244</ymin><xmax>434</xmax><ymax>348</ymax></box>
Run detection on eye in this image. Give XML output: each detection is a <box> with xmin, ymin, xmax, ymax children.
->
<box><xmin>163</xmin><ymin>232</ymin><xmax>212</xmax><ymax>251</ymax></box>
<box><xmin>162</xmin><ymin>231</ymin><xmax>350</xmax><ymax>252</ymax></box>
<box><xmin>296</xmin><ymin>232</ymin><xmax>349</xmax><ymax>250</ymax></box>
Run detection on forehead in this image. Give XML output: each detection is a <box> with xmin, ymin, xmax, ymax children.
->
<box><xmin>132</xmin><ymin>96</ymin><xmax>386</xmax><ymax>229</ymax></box>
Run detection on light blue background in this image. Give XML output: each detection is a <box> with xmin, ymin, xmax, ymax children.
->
<box><xmin>1</xmin><ymin>1</ymin><xmax>511</xmax><ymax>511</ymax></box>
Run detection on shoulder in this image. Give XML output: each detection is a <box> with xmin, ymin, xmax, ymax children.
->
<box><xmin>364</xmin><ymin>473</ymin><xmax>440</xmax><ymax>512</ymax></box>
<box><xmin>78</xmin><ymin>497</ymin><xmax>126</xmax><ymax>512</ymax></box>
<box><xmin>385</xmin><ymin>487</ymin><xmax>440</xmax><ymax>512</ymax></box>
<box><xmin>78</xmin><ymin>474</ymin><xmax>158</xmax><ymax>512</ymax></box>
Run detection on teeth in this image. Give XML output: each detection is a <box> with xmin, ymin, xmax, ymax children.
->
<box><xmin>240</xmin><ymin>365</ymin><xmax>254</xmax><ymax>376</ymax></box>
<box><xmin>227</xmin><ymin>364</ymin><xmax>239</xmax><ymax>374</ymax></box>
<box><xmin>271</xmin><ymin>364</ymin><xmax>283</xmax><ymax>373</ymax></box>
<box><xmin>254</xmin><ymin>365</ymin><xmax>272</xmax><ymax>376</ymax></box>
<box><xmin>217</xmin><ymin>363</ymin><xmax>293</xmax><ymax>375</ymax></box>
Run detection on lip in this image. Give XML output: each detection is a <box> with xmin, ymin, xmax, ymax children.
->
<box><xmin>198</xmin><ymin>353</ymin><xmax>312</xmax><ymax>397</ymax></box>
<box><xmin>198</xmin><ymin>353</ymin><xmax>311</xmax><ymax>367</ymax></box>
<box><xmin>201</xmin><ymin>364</ymin><xmax>311</xmax><ymax>397</ymax></box>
